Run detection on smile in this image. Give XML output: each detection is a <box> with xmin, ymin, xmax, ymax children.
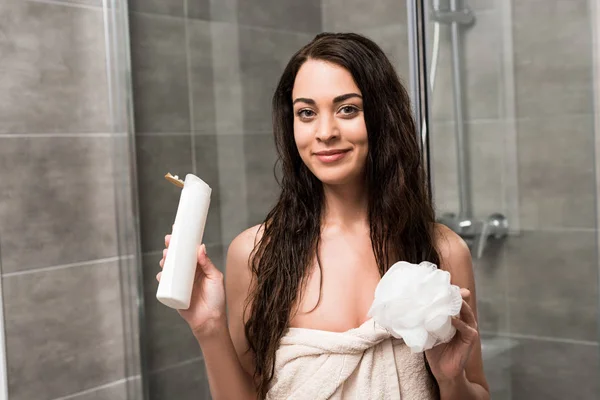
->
<box><xmin>313</xmin><ymin>149</ymin><xmax>351</xmax><ymax>163</ymax></box>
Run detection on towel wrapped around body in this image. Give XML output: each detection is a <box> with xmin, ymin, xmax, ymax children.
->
<box><xmin>266</xmin><ymin>318</ymin><xmax>438</xmax><ymax>400</ymax></box>
<box><xmin>266</xmin><ymin>261</ymin><xmax>463</xmax><ymax>399</ymax></box>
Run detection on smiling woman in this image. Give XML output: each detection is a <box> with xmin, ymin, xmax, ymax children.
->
<box><xmin>156</xmin><ymin>32</ymin><xmax>489</xmax><ymax>400</ymax></box>
<box><xmin>292</xmin><ymin>61</ymin><xmax>368</xmax><ymax>185</ymax></box>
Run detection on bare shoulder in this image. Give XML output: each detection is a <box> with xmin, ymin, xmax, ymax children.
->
<box><xmin>433</xmin><ymin>223</ymin><xmax>473</xmax><ymax>284</ymax></box>
<box><xmin>225</xmin><ymin>225</ymin><xmax>264</xmax><ymax>377</ymax></box>
<box><xmin>226</xmin><ymin>224</ymin><xmax>264</xmax><ymax>283</ymax></box>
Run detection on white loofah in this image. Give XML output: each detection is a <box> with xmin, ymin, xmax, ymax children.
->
<box><xmin>367</xmin><ymin>261</ymin><xmax>463</xmax><ymax>353</ymax></box>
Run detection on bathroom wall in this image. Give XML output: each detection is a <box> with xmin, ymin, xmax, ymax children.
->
<box><xmin>130</xmin><ymin>0</ymin><xmax>320</xmax><ymax>398</ymax></box>
<box><xmin>0</xmin><ymin>0</ymin><xmax>132</xmax><ymax>399</ymax></box>
<box><xmin>323</xmin><ymin>0</ymin><xmax>599</xmax><ymax>399</ymax></box>
<box><xmin>322</xmin><ymin>0</ymin><xmax>411</xmax><ymax>87</ymax></box>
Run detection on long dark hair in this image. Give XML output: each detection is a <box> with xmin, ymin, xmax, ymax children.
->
<box><xmin>244</xmin><ymin>32</ymin><xmax>440</xmax><ymax>398</ymax></box>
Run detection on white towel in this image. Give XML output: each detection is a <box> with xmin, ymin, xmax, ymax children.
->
<box><xmin>267</xmin><ymin>318</ymin><xmax>437</xmax><ymax>400</ymax></box>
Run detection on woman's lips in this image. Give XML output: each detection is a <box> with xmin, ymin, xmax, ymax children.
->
<box><xmin>314</xmin><ymin>149</ymin><xmax>350</xmax><ymax>163</ymax></box>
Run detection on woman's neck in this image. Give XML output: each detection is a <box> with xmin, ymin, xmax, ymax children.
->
<box><xmin>322</xmin><ymin>181</ymin><xmax>369</xmax><ymax>232</ymax></box>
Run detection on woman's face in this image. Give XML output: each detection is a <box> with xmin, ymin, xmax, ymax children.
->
<box><xmin>292</xmin><ymin>59</ymin><xmax>368</xmax><ymax>186</ymax></box>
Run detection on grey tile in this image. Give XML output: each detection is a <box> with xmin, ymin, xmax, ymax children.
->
<box><xmin>201</xmin><ymin>0</ymin><xmax>237</xmax><ymax>22</ymax></box>
<box><xmin>129</xmin><ymin>0</ymin><xmax>184</xmax><ymax>17</ymax></box>
<box><xmin>473</xmin><ymin>238</ymin><xmax>508</xmax><ymax>333</ymax></box>
<box><xmin>37</xmin><ymin>0</ymin><xmax>103</xmax><ymax>6</ymax></box>
<box><xmin>238</xmin><ymin>0</ymin><xmax>321</xmax><ymax>33</ymax></box>
<box><xmin>118</xmin><ymin>257</ymin><xmax>142</xmax><ymax>378</ymax></box>
<box><xmin>431</xmin><ymin>123</ymin><xmax>459</xmax><ymax>214</ymax></box>
<box><xmin>4</xmin><ymin>261</ymin><xmax>125</xmax><ymax>400</ymax></box>
<box><xmin>505</xmin><ymin>231</ymin><xmax>598</xmax><ymax>341</ymax></box>
<box><xmin>513</xmin><ymin>0</ymin><xmax>593</xmax><ymax>118</ymax></box>
<box><xmin>142</xmin><ymin>254</ymin><xmax>203</xmax><ymax>371</ymax></box>
<box><xmin>468</xmin><ymin>0</ymin><xmax>496</xmax><ymax>11</ymax></box>
<box><xmin>244</xmin><ymin>134</ymin><xmax>279</xmax><ymax>226</ymax></box>
<box><xmin>355</xmin><ymin>25</ymin><xmax>410</xmax><ymax>83</ymax></box>
<box><xmin>468</xmin><ymin>122</ymin><xmax>505</xmax><ymax>219</ymax></box>
<box><xmin>194</xmin><ymin>134</ymin><xmax>222</xmax><ymax>245</ymax></box>
<box><xmin>149</xmin><ymin>359</ymin><xmax>210</xmax><ymax>400</ymax></box>
<box><xmin>216</xmin><ymin>134</ymin><xmax>248</xmax><ymax>246</ymax></box>
<box><xmin>130</xmin><ymin>13</ymin><xmax>190</xmax><ymax>133</ymax></box>
<box><xmin>187</xmin><ymin>0</ymin><xmax>211</xmax><ymax>20</ymax></box>
<box><xmin>430</xmin><ymin>11</ymin><xmax>501</xmax><ymax>122</ymax></box>
<box><xmin>211</xmin><ymin>23</ymin><xmax>244</xmax><ymax>135</ymax></box>
<box><xmin>509</xmin><ymin>338</ymin><xmax>599</xmax><ymax>400</ymax></box>
<box><xmin>483</xmin><ymin>348</ymin><xmax>512</xmax><ymax>400</ymax></box>
<box><xmin>188</xmin><ymin>20</ymin><xmax>217</xmax><ymax>134</ymax></box>
<box><xmin>69</xmin><ymin>380</ymin><xmax>128</xmax><ymax>400</ymax></box>
<box><xmin>0</xmin><ymin>1</ymin><xmax>109</xmax><ymax>134</ymax></box>
<box><xmin>0</xmin><ymin>137</ymin><xmax>118</xmax><ymax>273</ymax></box>
<box><xmin>431</xmin><ymin>121</ymin><xmax>506</xmax><ymax>219</ymax></box>
<box><xmin>112</xmin><ymin>134</ymin><xmax>140</xmax><ymax>255</ymax></box>
<box><xmin>239</xmin><ymin>27</ymin><xmax>314</xmax><ymax>134</ymax></box>
<box><xmin>517</xmin><ymin>116</ymin><xmax>596</xmax><ymax>230</ymax></box>
<box><xmin>322</xmin><ymin>0</ymin><xmax>406</xmax><ymax>31</ymax></box>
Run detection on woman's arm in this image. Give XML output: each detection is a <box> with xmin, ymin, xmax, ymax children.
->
<box><xmin>159</xmin><ymin>227</ymin><xmax>260</xmax><ymax>400</ymax></box>
<box><xmin>200</xmin><ymin>226</ymin><xmax>261</xmax><ymax>400</ymax></box>
<box><xmin>431</xmin><ymin>224</ymin><xmax>491</xmax><ymax>400</ymax></box>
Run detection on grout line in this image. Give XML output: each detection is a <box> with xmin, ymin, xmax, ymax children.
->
<box><xmin>51</xmin><ymin>376</ymin><xmax>140</xmax><ymax>400</ymax></box>
<box><xmin>135</xmin><ymin>129</ymin><xmax>273</xmax><ymax>137</ymax></box>
<box><xmin>498</xmin><ymin>0</ymin><xmax>521</xmax><ymax>234</ymax></box>
<box><xmin>590</xmin><ymin>0</ymin><xmax>600</xmax><ymax>361</ymax></box>
<box><xmin>432</xmin><ymin>113</ymin><xmax>596</xmax><ymax>127</ymax></box>
<box><xmin>134</xmin><ymin>128</ymin><xmax>252</xmax><ymax>137</ymax></box>
<box><xmin>134</xmin><ymin>131</ymin><xmax>193</xmax><ymax>137</ymax></box>
<box><xmin>183</xmin><ymin>0</ymin><xmax>198</xmax><ymax>176</ymax></box>
<box><xmin>130</xmin><ymin>11</ymin><xmax>319</xmax><ymax>36</ymax></box>
<box><xmin>0</xmin><ymin>133</ymin><xmax>116</xmax><ymax>138</ymax></box>
<box><xmin>2</xmin><ymin>256</ymin><xmax>123</xmax><ymax>278</ymax></box>
<box><xmin>512</xmin><ymin>226</ymin><xmax>597</xmax><ymax>234</ymax></box>
<box><xmin>482</xmin><ymin>330</ymin><xmax>598</xmax><ymax>347</ymax></box>
<box><xmin>150</xmin><ymin>356</ymin><xmax>204</xmax><ymax>374</ymax></box>
<box><xmin>25</xmin><ymin>0</ymin><xmax>101</xmax><ymax>11</ymax></box>
<box><xmin>0</xmin><ymin>245</ymin><xmax>7</xmax><ymax>400</ymax></box>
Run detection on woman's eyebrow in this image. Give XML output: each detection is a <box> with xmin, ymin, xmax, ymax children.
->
<box><xmin>292</xmin><ymin>97</ymin><xmax>316</xmax><ymax>105</ymax></box>
<box><xmin>332</xmin><ymin>93</ymin><xmax>362</xmax><ymax>103</ymax></box>
<box><xmin>292</xmin><ymin>93</ymin><xmax>363</xmax><ymax>106</ymax></box>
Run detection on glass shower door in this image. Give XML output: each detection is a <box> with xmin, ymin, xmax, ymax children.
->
<box><xmin>422</xmin><ymin>0</ymin><xmax>600</xmax><ymax>399</ymax></box>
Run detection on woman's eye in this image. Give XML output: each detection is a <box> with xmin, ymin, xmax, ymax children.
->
<box><xmin>298</xmin><ymin>109</ymin><xmax>315</xmax><ymax>118</ymax></box>
<box><xmin>339</xmin><ymin>106</ymin><xmax>358</xmax><ymax>116</ymax></box>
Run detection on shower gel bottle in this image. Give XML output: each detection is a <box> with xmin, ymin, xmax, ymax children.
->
<box><xmin>156</xmin><ymin>174</ymin><xmax>211</xmax><ymax>309</ymax></box>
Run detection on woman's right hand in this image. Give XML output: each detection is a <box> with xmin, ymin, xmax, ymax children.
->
<box><xmin>158</xmin><ymin>234</ymin><xmax>227</xmax><ymax>339</ymax></box>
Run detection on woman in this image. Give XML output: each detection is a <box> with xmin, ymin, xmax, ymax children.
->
<box><xmin>158</xmin><ymin>33</ymin><xmax>489</xmax><ymax>399</ymax></box>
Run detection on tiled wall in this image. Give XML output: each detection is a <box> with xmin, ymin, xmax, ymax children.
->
<box><xmin>0</xmin><ymin>0</ymin><xmax>131</xmax><ymax>399</ymax></box>
<box><xmin>3</xmin><ymin>0</ymin><xmax>595</xmax><ymax>399</ymax></box>
<box><xmin>130</xmin><ymin>0</ymin><xmax>319</xmax><ymax>398</ymax></box>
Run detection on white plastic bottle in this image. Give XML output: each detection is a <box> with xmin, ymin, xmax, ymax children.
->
<box><xmin>156</xmin><ymin>174</ymin><xmax>212</xmax><ymax>309</ymax></box>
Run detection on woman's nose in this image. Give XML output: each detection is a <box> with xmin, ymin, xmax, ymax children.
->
<box><xmin>315</xmin><ymin>115</ymin><xmax>339</xmax><ymax>142</ymax></box>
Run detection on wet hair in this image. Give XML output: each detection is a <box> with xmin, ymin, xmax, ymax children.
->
<box><xmin>244</xmin><ymin>32</ymin><xmax>440</xmax><ymax>398</ymax></box>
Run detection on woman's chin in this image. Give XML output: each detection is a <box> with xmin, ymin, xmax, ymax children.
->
<box><xmin>313</xmin><ymin>169</ymin><xmax>362</xmax><ymax>187</ymax></box>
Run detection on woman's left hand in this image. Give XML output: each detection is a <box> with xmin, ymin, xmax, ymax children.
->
<box><xmin>425</xmin><ymin>288</ymin><xmax>479</xmax><ymax>383</ymax></box>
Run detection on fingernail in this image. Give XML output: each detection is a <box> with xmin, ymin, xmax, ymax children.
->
<box><xmin>201</xmin><ymin>244</ymin><xmax>206</xmax><ymax>255</ymax></box>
